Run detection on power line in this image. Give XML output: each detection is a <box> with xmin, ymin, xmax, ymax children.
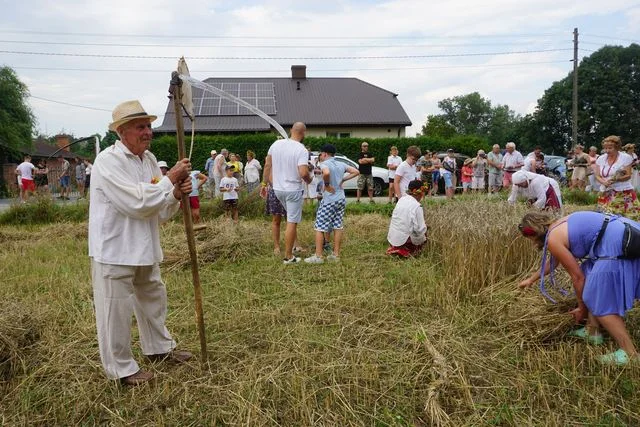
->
<box><xmin>581</xmin><ymin>34</ymin><xmax>639</xmax><ymax>44</ymax></box>
<box><xmin>30</xmin><ymin>95</ymin><xmax>166</xmax><ymax>117</ymax></box>
<box><xmin>13</xmin><ymin>60</ymin><xmax>570</xmax><ymax>74</ymax></box>
<box><xmin>0</xmin><ymin>29</ymin><xmax>570</xmax><ymax>40</ymax></box>
<box><xmin>0</xmin><ymin>39</ymin><xmax>569</xmax><ymax>49</ymax></box>
<box><xmin>29</xmin><ymin>95</ymin><xmax>111</xmax><ymax>112</ymax></box>
<box><xmin>0</xmin><ymin>48</ymin><xmax>572</xmax><ymax>60</ymax></box>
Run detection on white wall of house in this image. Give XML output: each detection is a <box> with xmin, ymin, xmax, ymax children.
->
<box><xmin>305</xmin><ymin>126</ymin><xmax>406</xmax><ymax>138</ymax></box>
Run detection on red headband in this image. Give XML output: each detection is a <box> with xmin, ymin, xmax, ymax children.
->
<box><xmin>519</xmin><ymin>226</ymin><xmax>537</xmax><ymax>237</ymax></box>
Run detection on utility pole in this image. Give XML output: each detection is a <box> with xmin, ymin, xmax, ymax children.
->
<box><xmin>572</xmin><ymin>27</ymin><xmax>579</xmax><ymax>148</ymax></box>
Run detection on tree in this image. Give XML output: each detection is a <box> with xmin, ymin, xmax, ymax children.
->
<box><xmin>487</xmin><ymin>104</ymin><xmax>520</xmax><ymax>147</ymax></box>
<box><xmin>532</xmin><ymin>44</ymin><xmax>640</xmax><ymax>151</ymax></box>
<box><xmin>421</xmin><ymin>115</ymin><xmax>456</xmax><ymax>139</ymax></box>
<box><xmin>437</xmin><ymin>92</ymin><xmax>493</xmax><ymax>135</ymax></box>
<box><xmin>0</xmin><ymin>67</ymin><xmax>35</xmax><ymax>150</ymax></box>
<box><xmin>0</xmin><ymin>67</ymin><xmax>35</xmax><ymax>195</ymax></box>
<box><xmin>422</xmin><ymin>92</ymin><xmax>521</xmax><ymax>146</ymax></box>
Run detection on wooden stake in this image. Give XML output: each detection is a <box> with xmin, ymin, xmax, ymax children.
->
<box><xmin>170</xmin><ymin>73</ymin><xmax>207</xmax><ymax>363</ymax></box>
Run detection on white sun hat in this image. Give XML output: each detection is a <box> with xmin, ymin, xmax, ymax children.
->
<box><xmin>108</xmin><ymin>100</ymin><xmax>157</xmax><ymax>132</ymax></box>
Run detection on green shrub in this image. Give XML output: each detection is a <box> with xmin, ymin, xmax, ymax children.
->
<box><xmin>561</xmin><ymin>189</ymin><xmax>598</xmax><ymax>206</ymax></box>
<box><xmin>151</xmin><ymin>134</ymin><xmax>491</xmax><ymax>175</ymax></box>
<box><xmin>0</xmin><ymin>197</ymin><xmax>88</xmax><ymax>225</ymax></box>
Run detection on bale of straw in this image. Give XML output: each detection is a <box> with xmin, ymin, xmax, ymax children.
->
<box><xmin>0</xmin><ymin>301</ymin><xmax>43</xmax><ymax>380</ymax></box>
<box><xmin>162</xmin><ymin>220</ymin><xmax>270</xmax><ymax>270</ymax></box>
<box><xmin>478</xmin><ymin>275</ymin><xmax>576</xmax><ymax>344</ymax></box>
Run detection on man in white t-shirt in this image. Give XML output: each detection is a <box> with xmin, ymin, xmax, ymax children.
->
<box><xmin>394</xmin><ymin>145</ymin><xmax>421</xmax><ymax>198</ymax></box>
<box><xmin>263</xmin><ymin>122</ymin><xmax>312</xmax><ymax>264</ymax></box>
<box><xmin>15</xmin><ymin>154</ymin><xmax>36</xmax><ymax>202</ymax></box>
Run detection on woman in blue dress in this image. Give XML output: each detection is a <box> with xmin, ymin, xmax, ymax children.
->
<box><xmin>518</xmin><ymin>210</ymin><xmax>640</xmax><ymax>365</ymax></box>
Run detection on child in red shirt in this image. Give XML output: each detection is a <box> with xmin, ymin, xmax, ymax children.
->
<box><xmin>461</xmin><ymin>159</ymin><xmax>473</xmax><ymax>193</ymax></box>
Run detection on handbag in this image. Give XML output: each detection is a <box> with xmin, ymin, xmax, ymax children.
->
<box><xmin>622</xmin><ymin>222</ymin><xmax>640</xmax><ymax>258</ymax></box>
<box><xmin>591</xmin><ymin>216</ymin><xmax>640</xmax><ymax>259</ymax></box>
<box><xmin>443</xmin><ymin>160</ymin><xmax>455</xmax><ymax>173</ymax></box>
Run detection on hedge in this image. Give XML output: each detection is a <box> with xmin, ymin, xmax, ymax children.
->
<box><xmin>151</xmin><ymin>134</ymin><xmax>491</xmax><ymax>172</ymax></box>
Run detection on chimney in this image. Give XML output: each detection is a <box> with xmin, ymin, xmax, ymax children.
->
<box><xmin>56</xmin><ymin>134</ymin><xmax>71</xmax><ymax>152</ymax></box>
<box><xmin>291</xmin><ymin>65</ymin><xmax>306</xmax><ymax>80</ymax></box>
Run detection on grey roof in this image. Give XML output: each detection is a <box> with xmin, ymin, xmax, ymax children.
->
<box><xmin>156</xmin><ymin>77</ymin><xmax>412</xmax><ymax>133</ymax></box>
<box><xmin>21</xmin><ymin>141</ymin><xmax>80</xmax><ymax>159</ymax></box>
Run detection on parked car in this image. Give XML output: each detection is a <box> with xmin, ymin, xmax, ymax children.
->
<box><xmin>543</xmin><ymin>155</ymin><xmax>567</xmax><ymax>186</ymax></box>
<box><xmin>309</xmin><ymin>152</ymin><xmax>389</xmax><ymax>196</ymax></box>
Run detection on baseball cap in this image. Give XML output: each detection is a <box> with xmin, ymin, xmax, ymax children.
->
<box><xmin>447</xmin><ymin>148</ymin><xmax>454</xmax><ymax>153</ymax></box>
<box><xmin>211</xmin><ymin>150</ymin><xmax>217</xmax><ymax>155</ymax></box>
<box><xmin>225</xmin><ymin>164</ymin><xmax>235</xmax><ymax>170</ymax></box>
<box><xmin>157</xmin><ymin>161</ymin><xmax>168</xmax><ymax>169</ymax></box>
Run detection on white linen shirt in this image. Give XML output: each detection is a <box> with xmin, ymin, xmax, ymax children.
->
<box><xmin>88</xmin><ymin>140</ymin><xmax>180</xmax><ymax>266</ymax></box>
<box><xmin>502</xmin><ymin>150</ymin><xmax>524</xmax><ymax>172</ymax></box>
<box><xmin>244</xmin><ymin>158</ymin><xmax>262</xmax><ymax>183</ymax></box>
<box><xmin>387</xmin><ymin>195</ymin><xmax>427</xmax><ymax>246</ymax></box>
<box><xmin>508</xmin><ymin>172</ymin><xmax>562</xmax><ymax>209</ymax></box>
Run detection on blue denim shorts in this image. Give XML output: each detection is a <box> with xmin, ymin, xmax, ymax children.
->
<box><xmin>443</xmin><ymin>172</ymin><xmax>453</xmax><ymax>189</ymax></box>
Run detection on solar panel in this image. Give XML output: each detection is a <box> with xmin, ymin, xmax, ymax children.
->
<box><xmin>193</xmin><ymin>82</ymin><xmax>277</xmax><ymax>116</ymax></box>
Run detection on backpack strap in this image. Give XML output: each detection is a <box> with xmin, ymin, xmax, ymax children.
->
<box><xmin>588</xmin><ymin>216</ymin><xmax>610</xmax><ymax>260</ymax></box>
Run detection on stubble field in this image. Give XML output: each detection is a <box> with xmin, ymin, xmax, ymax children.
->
<box><xmin>1</xmin><ymin>197</ymin><xmax>639</xmax><ymax>426</ymax></box>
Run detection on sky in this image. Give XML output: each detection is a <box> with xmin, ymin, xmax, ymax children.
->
<box><xmin>2</xmin><ymin>0</ymin><xmax>640</xmax><ymax>139</ymax></box>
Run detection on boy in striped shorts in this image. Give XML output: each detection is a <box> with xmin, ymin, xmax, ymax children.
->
<box><xmin>305</xmin><ymin>144</ymin><xmax>360</xmax><ymax>264</ymax></box>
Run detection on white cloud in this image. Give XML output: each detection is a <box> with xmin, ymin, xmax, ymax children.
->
<box><xmin>3</xmin><ymin>0</ymin><xmax>640</xmax><ymax>138</ymax></box>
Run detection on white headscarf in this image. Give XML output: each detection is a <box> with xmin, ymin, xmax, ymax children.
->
<box><xmin>512</xmin><ymin>170</ymin><xmax>538</xmax><ymax>185</ymax></box>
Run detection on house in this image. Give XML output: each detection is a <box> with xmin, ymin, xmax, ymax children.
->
<box><xmin>155</xmin><ymin>65</ymin><xmax>412</xmax><ymax>138</ymax></box>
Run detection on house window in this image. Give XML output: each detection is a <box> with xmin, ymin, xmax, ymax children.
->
<box><xmin>326</xmin><ymin>132</ymin><xmax>351</xmax><ymax>139</ymax></box>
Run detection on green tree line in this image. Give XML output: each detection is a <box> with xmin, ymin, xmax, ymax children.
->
<box><xmin>422</xmin><ymin>44</ymin><xmax>640</xmax><ymax>154</ymax></box>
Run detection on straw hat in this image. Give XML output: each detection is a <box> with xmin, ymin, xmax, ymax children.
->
<box><xmin>108</xmin><ymin>100</ymin><xmax>157</xmax><ymax>132</ymax></box>
<box><xmin>464</xmin><ymin>158</ymin><xmax>473</xmax><ymax>166</ymax></box>
<box><xmin>622</xmin><ymin>143</ymin><xmax>635</xmax><ymax>151</ymax></box>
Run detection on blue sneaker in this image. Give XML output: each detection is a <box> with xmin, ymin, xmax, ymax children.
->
<box><xmin>597</xmin><ymin>349</ymin><xmax>630</xmax><ymax>366</ymax></box>
<box><xmin>567</xmin><ymin>327</ymin><xmax>604</xmax><ymax>345</ymax></box>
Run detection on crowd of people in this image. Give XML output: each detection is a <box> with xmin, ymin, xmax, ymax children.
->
<box><xmin>80</xmin><ymin>98</ymin><xmax>640</xmax><ymax>387</ymax></box>
<box><xmin>14</xmin><ymin>155</ymin><xmax>93</xmax><ymax>203</ymax></box>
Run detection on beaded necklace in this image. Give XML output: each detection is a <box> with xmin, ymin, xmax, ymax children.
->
<box><xmin>601</xmin><ymin>152</ymin><xmax>619</xmax><ymax>178</ymax></box>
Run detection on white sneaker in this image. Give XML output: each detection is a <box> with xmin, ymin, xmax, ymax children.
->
<box><xmin>283</xmin><ymin>256</ymin><xmax>301</xmax><ymax>265</ymax></box>
<box><xmin>326</xmin><ymin>254</ymin><xmax>340</xmax><ymax>262</ymax></box>
<box><xmin>304</xmin><ymin>255</ymin><xmax>324</xmax><ymax>264</ymax></box>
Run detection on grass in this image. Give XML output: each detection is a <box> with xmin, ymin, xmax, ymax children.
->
<box><xmin>1</xmin><ymin>199</ymin><xmax>639</xmax><ymax>425</ymax></box>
